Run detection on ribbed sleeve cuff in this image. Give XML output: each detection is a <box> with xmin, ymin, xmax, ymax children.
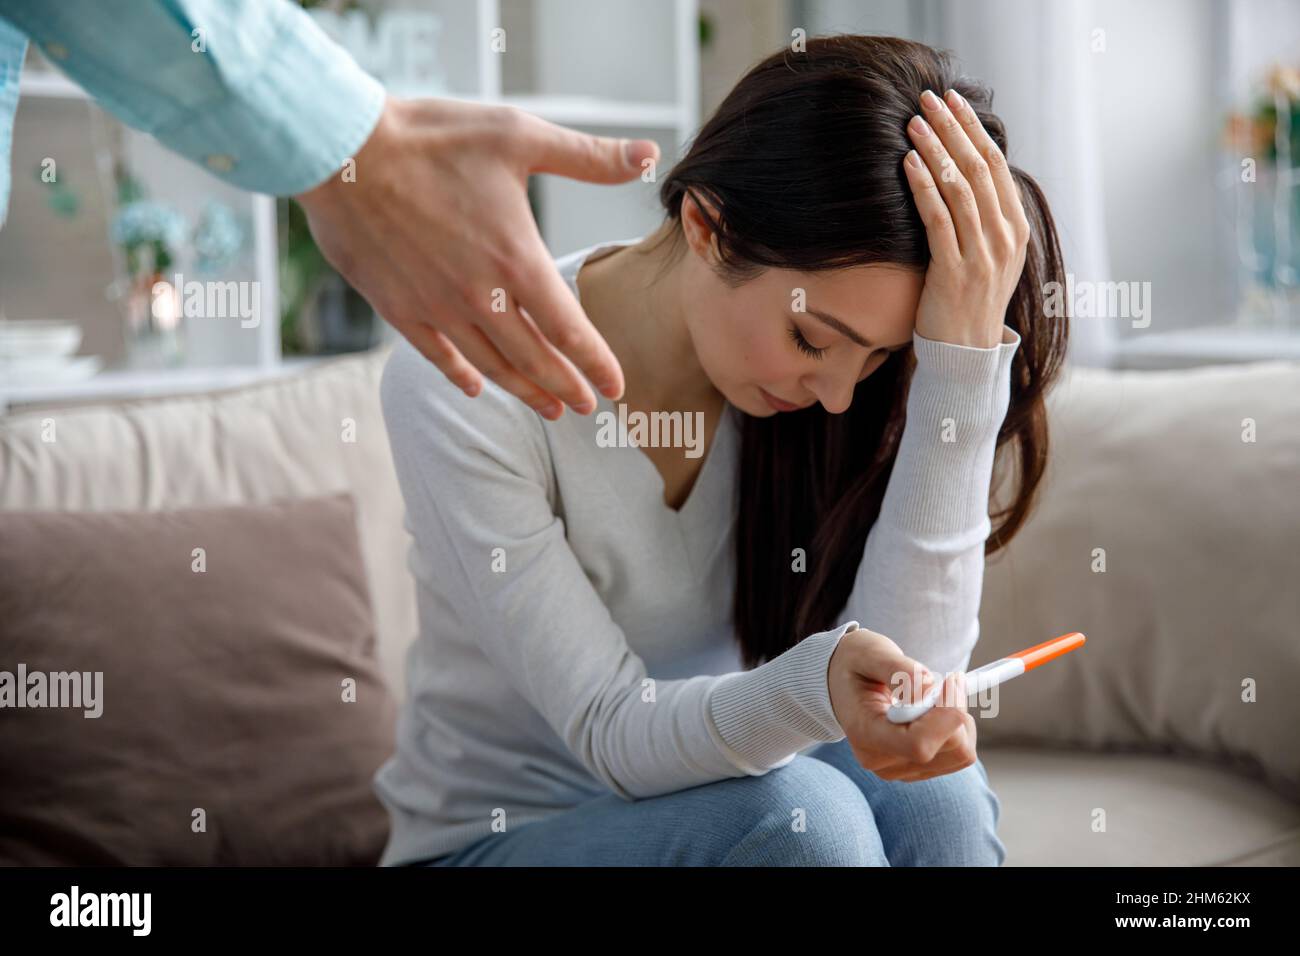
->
<box><xmin>911</xmin><ymin>324</ymin><xmax>1021</xmax><ymax>385</ymax></box>
<box><xmin>707</xmin><ymin>621</ymin><xmax>859</xmax><ymax>774</ymax></box>
<box><xmin>887</xmin><ymin>325</ymin><xmax>1021</xmax><ymax>537</ymax></box>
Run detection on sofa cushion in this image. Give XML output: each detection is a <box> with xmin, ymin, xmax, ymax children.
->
<box><xmin>0</xmin><ymin>348</ymin><xmax>416</xmax><ymax>703</ymax></box>
<box><xmin>0</xmin><ymin>493</ymin><xmax>396</xmax><ymax>865</ymax></box>
<box><xmin>977</xmin><ymin>360</ymin><xmax>1300</xmax><ymax>802</ymax></box>
<box><xmin>983</xmin><ymin>746</ymin><xmax>1300</xmax><ymax>866</ymax></box>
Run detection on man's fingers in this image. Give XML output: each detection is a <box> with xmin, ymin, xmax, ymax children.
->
<box><xmin>514</xmin><ymin>257</ymin><xmax>626</xmax><ymax>401</ymax></box>
<box><xmin>476</xmin><ymin>295</ymin><xmax>600</xmax><ymax>415</ymax></box>
<box><xmin>396</xmin><ymin>320</ymin><xmax>484</xmax><ymax>397</ymax></box>
<box><xmin>439</xmin><ymin>323</ymin><xmax>568</xmax><ymax>420</ymax></box>
<box><xmin>523</xmin><ymin>112</ymin><xmax>660</xmax><ymax>185</ymax></box>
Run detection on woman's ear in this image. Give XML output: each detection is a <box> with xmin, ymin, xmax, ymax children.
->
<box><xmin>681</xmin><ymin>189</ymin><xmax>722</xmax><ymax>265</ymax></box>
<box><xmin>708</xmin><ymin>231</ymin><xmax>721</xmax><ymax>263</ymax></box>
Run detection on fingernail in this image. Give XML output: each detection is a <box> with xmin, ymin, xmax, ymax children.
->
<box><xmin>909</xmin><ymin>115</ymin><xmax>931</xmax><ymax>137</ymax></box>
<box><xmin>945</xmin><ymin>88</ymin><xmax>965</xmax><ymax>110</ymax></box>
<box><xmin>573</xmin><ymin>399</ymin><xmax>595</xmax><ymax>415</ymax></box>
<box><xmin>597</xmin><ymin>380</ymin><xmax>622</xmax><ymax>399</ymax></box>
<box><xmin>538</xmin><ymin>401</ymin><xmax>562</xmax><ymax>418</ymax></box>
<box><xmin>906</xmin><ymin>149</ymin><xmax>922</xmax><ymax>169</ymax></box>
<box><xmin>921</xmin><ymin>89</ymin><xmax>944</xmax><ymax>111</ymax></box>
<box><xmin>623</xmin><ymin>139</ymin><xmax>653</xmax><ymax>168</ymax></box>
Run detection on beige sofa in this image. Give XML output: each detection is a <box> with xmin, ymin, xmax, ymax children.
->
<box><xmin>3</xmin><ymin>347</ymin><xmax>1297</xmax><ymax>866</ymax></box>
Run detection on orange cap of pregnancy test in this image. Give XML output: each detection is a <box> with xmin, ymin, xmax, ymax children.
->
<box><xmin>1009</xmin><ymin>632</ymin><xmax>1086</xmax><ymax>671</ymax></box>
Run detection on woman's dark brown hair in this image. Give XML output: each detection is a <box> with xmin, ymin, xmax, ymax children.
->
<box><xmin>652</xmin><ymin>34</ymin><xmax>1069</xmax><ymax>669</ymax></box>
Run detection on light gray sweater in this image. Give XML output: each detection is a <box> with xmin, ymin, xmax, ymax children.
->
<box><xmin>373</xmin><ymin>236</ymin><xmax>1022</xmax><ymax>866</ymax></box>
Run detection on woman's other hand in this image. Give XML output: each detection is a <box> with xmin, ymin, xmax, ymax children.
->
<box><xmin>827</xmin><ymin>625</ymin><xmax>977</xmax><ymax>782</ymax></box>
<box><xmin>903</xmin><ymin>88</ymin><xmax>1032</xmax><ymax>349</ymax></box>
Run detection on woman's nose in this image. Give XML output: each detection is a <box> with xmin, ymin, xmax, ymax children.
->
<box><xmin>804</xmin><ymin>371</ymin><xmax>856</xmax><ymax>415</ymax></box>
<box><xmin>805</xmin><ymin>350</ymin><xmax>886</xmax><ymax>413</ymax></box>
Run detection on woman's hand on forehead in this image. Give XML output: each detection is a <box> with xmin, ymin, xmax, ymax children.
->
<box><xmin>901</xmin><ymin>88</ymin><xmax>1032</xmax><ymax>349</ymax></box>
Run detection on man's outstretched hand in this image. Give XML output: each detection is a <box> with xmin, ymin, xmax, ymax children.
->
<box><xmin>295</xmin><ymin>96</ymin><xmax>659</xmax><ymax>418</ymax></box>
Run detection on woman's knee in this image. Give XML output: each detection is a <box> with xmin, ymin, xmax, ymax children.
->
<box><xmin>718</xmin><ymin>756</ymin><xmax>888</xmax><ymax>866</ymax></box>
<box><xmin>881</xmin><ymin>759</ymin><xmax>1006</xmax><ymax>866</ymax></box>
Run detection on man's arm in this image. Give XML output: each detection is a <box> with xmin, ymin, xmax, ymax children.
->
<box><xmin>0</xmin><ymin>0</ymin><xmax>385</xmax><ymax>195</ymax></box>
<box><xmin>0</xmin><ymin>15</ymin><xmax>24</xmax><ymax>228</ymax></box>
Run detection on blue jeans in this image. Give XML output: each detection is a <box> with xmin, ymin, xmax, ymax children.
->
<box><xmin>423</xmin><ymin>738</ymin><xmax>1006</xmax><ymax>866</ymax></box>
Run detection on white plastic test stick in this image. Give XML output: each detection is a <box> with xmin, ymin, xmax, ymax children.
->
<box><xmin>886</xmin><ymin>632</ymin><xmax>1086</xmax><ymax>724</ymax></box>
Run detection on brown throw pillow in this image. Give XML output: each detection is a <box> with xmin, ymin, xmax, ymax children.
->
<box><xmin>0</xmin><ymin>493</ymin><xmax>396</xmax><ymax>865</ymax></box>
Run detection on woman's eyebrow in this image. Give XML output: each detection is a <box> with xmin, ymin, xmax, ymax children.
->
<box><xmin>804</xmin><ymin>308</ymin><xmax>906</xmax><ymax>350</ymax></box>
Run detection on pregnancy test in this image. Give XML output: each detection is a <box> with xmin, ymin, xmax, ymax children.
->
<box><xmin>886</xmin><ymin>632</ymin><xmax>1086</xmax><ymax>724</ymax></box>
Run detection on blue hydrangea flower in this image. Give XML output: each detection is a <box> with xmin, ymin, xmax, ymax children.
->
<box><xmin>110</xmin><ymin>200</ymin><xmax>189</xmax><ymax>249</ymax></box>
<box><xmin>191</xmin><ymin>201</ymin><xmax>245</xmax><ymax>273</ymax></box>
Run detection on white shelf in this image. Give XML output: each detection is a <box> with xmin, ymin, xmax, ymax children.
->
<box><xmin>500</xmin><ymin>94</ymin><xmax>686</xmax><ymax>129</ymax></box>
<box><xmin>378</xmin><ymin>89</ymin><xmax>686</xmax><ymax>129</ymax></box>
<box><xmin>1114</xmin><ymin>323</ymin><xmax>1300</xmax><ymax>369</ymax></box>
<box><xmin>18</xmin><ymin>70</ymin><xmax>87</xmax><ymax>100</ymax></box>
<box><xmin>0</xmin><ymin>356</ymin><xmax>330</xmax><ymax>412</ymax></box>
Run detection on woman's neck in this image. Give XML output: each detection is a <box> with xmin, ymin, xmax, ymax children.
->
<box><xmin>575</xmin><ymin>224</ymin><xmax>721</xmax><ymax>415</ymax></box>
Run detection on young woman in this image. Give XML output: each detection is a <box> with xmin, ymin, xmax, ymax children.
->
<box><xmin>374</xmin><ymin>34</ymin><xmax>1068</xmax><ymax>867</ymax></box>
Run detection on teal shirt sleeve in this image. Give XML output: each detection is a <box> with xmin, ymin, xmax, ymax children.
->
<box><xmin>0</xmin><ymin>16</ymin><xmax>26</xmax><ymax>227</ymax></box>
<box><xmin>0</xmin><ymin>0</ymin><xmax>386</xmax><ymax>205</ymax></box>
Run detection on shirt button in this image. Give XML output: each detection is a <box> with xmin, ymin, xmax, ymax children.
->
<box><xmin>205</xmin><ymin>154</ymin><xmax>236</xmax><ymax>173</ymax></box>
<box><xmin>45</xmin><ymin>42</ymin><xmax>69</xmax><ymax>60</ymax></box>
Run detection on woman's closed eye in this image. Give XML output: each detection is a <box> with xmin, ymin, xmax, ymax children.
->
<box><xmin>788</xmin><ymin>323</ymin><xmax>828</xmax><ymax>360</ymax></box>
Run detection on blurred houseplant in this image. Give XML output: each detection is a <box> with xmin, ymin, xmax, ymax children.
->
<box><xmin>1223</xmin><ymin>64</ymin><xmax>1300</xmax><ymax>299</ymax></box>
<box><xmin>279</xmin><ymin>0</ymin><xmax>376</xmax><ymax>356</ymax></box>
<box><xmin>1224</xmin><ymin>65</ymin><xmax>1300</xmax><ymax>163</ymax></box>
<box><xmin>278</xmin><ymin>197</ymin><xmax>377</xmax><ymax>356</ymax></box>
<box><xmin>108</xmin><ymin>168</ymin><xmax>247</xmax><ymax>368</ymax></box>
<box><xmin>108</xmin><ymin>175</ymin><xmax>188</xmax><ymax>368</ymax></box>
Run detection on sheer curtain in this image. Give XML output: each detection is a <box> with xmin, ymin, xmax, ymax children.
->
<box><xmin>924</xmin><ymin>0</ymin><xmax>1115</xmax><ymax>367</ymax></box>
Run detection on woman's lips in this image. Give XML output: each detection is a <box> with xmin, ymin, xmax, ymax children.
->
<box><xmin>759</xmin><ymin>387</ymin><xmax>803</xmax><ymax>412</ymax></box>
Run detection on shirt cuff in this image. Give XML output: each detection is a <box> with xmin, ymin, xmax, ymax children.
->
<box><xmin>911</xmin><ymin>324</ymin><xmax>1021</xmax><ymax>385</ymax></box>
<box><xmin>906</xmin><ymin>322</ymin><xmax>1021</xmax><ymax>438</ymax></box>
<box><xmin>0</xmin><ymin>20</ymin><xmax>26</xmax><ymax>229</ymax></box>
<box><xmin>150</xmin><ymin>5</ymin><xmax>387</xmax><ymax>196</ymax></box>
<box><xmin>707</xmin><ymin>621</ymin><xmax>858</xmax><ymax>774</ymax></box>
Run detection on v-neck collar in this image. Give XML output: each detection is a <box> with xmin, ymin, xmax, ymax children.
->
<box><xmin>585</xmin><ymin>391</ymin><xmax>739</xmax><ymax>577</ymax></box>
<box><xmin>560</xmin><ymin>235</ymin><xmax>739</xmax><ymax>569</ymax></box>
<box><xmin>590</xmin><ymin>389</ymin><xmax>737</xmax><ymax>522</ymax></box>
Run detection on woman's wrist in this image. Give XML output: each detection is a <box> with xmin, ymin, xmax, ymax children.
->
<box><xmin>914</xmin><ymin>323</ymin><xmax>1011</xmax><ymax>350</ymax></box>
